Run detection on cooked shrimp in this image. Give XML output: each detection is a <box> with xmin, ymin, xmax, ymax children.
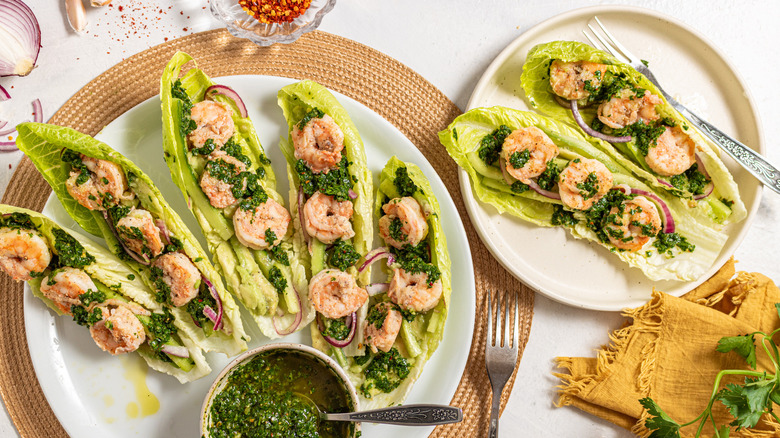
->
<box><xmin>39</xmin><ymin>267</ymin><xmax>96</xmax><ymax>314</ymax></box>
<box><xmin>388</xmin><ymin>268</ymin><xmax>442</xmax><ymax>313</ymax></box>
<box><xmin>378</xmin><ymin>197</ymin><xmax>428</xmax><ymax>249</ymax></box>
<box><xmin>292</xmin><ymin>114</ymin><xmax>345</xmax><ymax>174</ymax></box>
<box><xmin>233</xmin><ymin>198</ymin><xmax>291</xmax><ymax>250</ymax></box>
<box><xmin>0</xmin><ymin>227</ymin><xmax>51</xmax><ymax>281</ymax></box>
<box><xmin>90</xmin><ymin>302</ymin><xmax>148</xmax><ymax>355</ymax></box>
<box><xmin>645</xmin><ymin>126</ymin><xmax>696</xmax><ymax>177</ymax></box>
<box><xmin>302</xmin><ymin>191</ymin><xmax>355</xmax><ymax>245</ymax></box>
<box><xmin>116</xmin><ymin>208</ymin><xmax>164</xmax><ymax>259</ymax></box>
<box><xmin>549</xmin><ymin>60</ymin><xmax>608</xmax><ymax>100</ymax></box>
<box><xmin>604</xmin><ymin>196</ymin><xmax>662</xmax><ymax>252</ymax></box>
<box><xmin>309</xmin><ymin>269</ymin><xmax>368</xmax><ymax>319</ymax></box>
<box><xmin>152</xmin><ymin>252</ymin><xmax>201</xmax><ymax>307</ymax></box>
<box><xmin>364</xmin><ymin>302</ymin><xmax>402</xmax><ymax>354</ymax></box>
<box><xmin>188</xmin><ymin>101</ymin><xmax>235</xmax><ymax>149</ymax></box>
<box><xmin>200</xmin><ymin>150</ymin><xmax>247</xmax><ymax>209</ymax></box>
<box><xmin>500</xmin><ymin>126</ymin><xmax>559</xmax><ymax>184</ymax></box>
<box><xmin>597</xmin><ymin>89</ymin><xmax>663</xmax><ymax>129</ymax></box>
<box><xmin>66</xmin><ymin>155</ymin><xmax>132</xmax><ymax>211</ymax></box>
<box><xmin>558</xmin><ymin>158</ymin><xmax>613</xmax><ymax>210</ymax></box>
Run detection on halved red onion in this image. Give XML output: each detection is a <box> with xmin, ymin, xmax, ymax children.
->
<box><xmin>366</xmin><ymin>283</ymin><xmax>389</xmax><ymax>296</ymax></box>
<box><xmin>358</xmin><ymin>247</ymin><xmax>395</xmax><ymax>273</ymax></box>
<box><xmin>160</xmin><ymin>344</ymin><xmax>190</xmax><ymax>358</ymax></box>
<box><xmin>201</xmin><ymin>275</ymin><xmax>224</xmax><ymax>332</ymax></box>
<box><xmin>0</xmin><ymin>85</ymin><xmax>9</xmax><ymax>101</ymax></box>
<box><xmin>102</xmin><ymin>211</ymin><xmax>150</xmax><ymax>265</ymax></box>
<box><xmin>570</xmin><ymin>100</ymin><xmax>632</xmax><ymax>143</ymax></box>
<box><xmin>298</xmin><ymin>189</ymin><xmax>310</xmax><ymax>244</ymax></box>
<box><xmin>317</xmin><ymin>312</ymin><xmax>356</xmax><ymax>348</ymax></box>
<box><xmin>205</xmin><ymin>85</ymin><xmax>248</xmax><ymax>118</ymax></box>
<box><xmin>348</xmin><ymin>189</ymin><xmax>357</xmax><ymax>200</ymax></box>
<box><xmin>273</xmin><ymin>286</ymin><xmax>303</xmax><ymax>336</ymax></box>
<box><xmin>0</xmin><ymin>0</ymin><xmax>41</xmax><ymax>77</ymax></box>
<box><xmin>630</xmin><ymin>189</ymin><xmax>675</xmax><ymax>234</ymax></box>
<box><xmin>527</xmin><ymin>179</ymin><xmax>561</xmax><ymax>200</ymax></box>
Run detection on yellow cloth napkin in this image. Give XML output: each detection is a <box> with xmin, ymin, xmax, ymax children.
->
<box><xmin>555</xmin><ymin>259</ymin><xmax>780</xmax><ymax>437</ymax></box>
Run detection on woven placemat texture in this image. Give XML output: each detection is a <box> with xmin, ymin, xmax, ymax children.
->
<box><xmin>0</xmin><ymin>29</ymin><xmax>534</xmax><ymax>437</ymax></box>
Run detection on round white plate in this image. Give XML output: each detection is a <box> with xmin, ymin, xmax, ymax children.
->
<box><xmin>26</xmin><ymin>75</ymin><xmax>475</xmax><ymax>437</ymax></box>
<box><xmin>460</xmin><ymin>5</ymin><xmax>763</xmax><ymax>311</ymax></box>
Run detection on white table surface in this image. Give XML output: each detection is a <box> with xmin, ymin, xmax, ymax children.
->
<box><xmin>1</xmin><ymin>1</ymin><xmax>779</xmax><ymax>437</ymax></box>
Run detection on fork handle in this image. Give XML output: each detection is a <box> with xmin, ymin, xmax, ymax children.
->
<box><xmin>487</xmin><ymin>384</ymin><xmax>501</xmax><ymax>438</ymax></box>
<box><xmin>675</xmin><ymin>106</ymin><xmax>780</xmax><ymax>195</ymax></box>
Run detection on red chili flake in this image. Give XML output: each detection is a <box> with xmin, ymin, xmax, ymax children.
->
<box><xmin>238</xmin><ymin>0</ymin><xmax>312</xmax><ymax>24</ymax></box>
<box><xmin>182</xmin><ymin>27</ymin><xmax>188</xmax><ymax>31</ymax></box>
<box><xmin>8</xmin><ymin>164</ymin><xmax>11</xmax><ymax>169</ymax></box>
<box><xmin>118</xmin><ymin>5</ymin><xmax>123</xmax><ymax>11</ymax></box>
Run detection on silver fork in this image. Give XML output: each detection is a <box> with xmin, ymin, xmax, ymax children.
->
<box><xmin>584</xmin><ymin>16</ymin><xmax>780</xmax><ymax>196</ymax></box>
<box><xmin>485</xmin><ymin>289</ymin><xmax>518</xmax><ymax>438</ymax></box>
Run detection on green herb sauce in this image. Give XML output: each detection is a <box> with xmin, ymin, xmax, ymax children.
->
<box><xmin>477</xmin><ymin>125</ymin><xmax>512</xmax><ymax>166</ymax></box>
<box><xmin>393</xmin><ymin>166</ymin><xmax>418</xmax><ymax>197</ymax></box>
<box><xmin>326</xmin><ymin>240</ymin><xmax>360</xmax><ymax>272</ymax></box>
<box><xmin>207</xmin><ymin>350</ymin><xmax>353</xmax><ymax>438</ymax></box>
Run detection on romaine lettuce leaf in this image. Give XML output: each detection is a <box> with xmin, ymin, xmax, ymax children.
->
<box><xmin>520</xmin><ymin>40</ymin><xmax>746</xmax><ymax>228</ymax></box>
<box><xmin>15</xmin><ymin>122</ymin><xmax>247</xmax><ymax>356</ymax></box>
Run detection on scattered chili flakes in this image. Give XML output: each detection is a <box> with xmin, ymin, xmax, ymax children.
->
<box><xmin>239</xmin><ymin>0</ymin><xmax>312</xmax><ymax>24</ymax></box>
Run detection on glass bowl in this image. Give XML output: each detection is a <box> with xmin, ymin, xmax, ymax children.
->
<box><xmin>210</xmin><ymin>0</ymin><xmax>337</xmax><ymax>46</ymax></box>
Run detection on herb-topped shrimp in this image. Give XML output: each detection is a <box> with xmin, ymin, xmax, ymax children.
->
<box><xmin>0</xmin><ymin>206</ymin><xmax>212</xmax><ymax>383</ymax></box>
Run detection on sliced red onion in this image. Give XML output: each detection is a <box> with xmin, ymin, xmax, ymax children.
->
<box><xmin>554</xmin><ymin>95</ymin><xmax>572</xmax><ymax>109</ymax></box>
<box><xmin>160</xmin><ymin>344</ymin><xmax>190</xmax><ymax>358</ymax></box>
<box><xmin>102</xmin><ymin>211</ymin><xmax>150</xmax><ymax>265</ymax></box>
<box><xmin>499</xmin><ymin>156</ymin><xmax>514</xmax><ymax>185</ymax></box>
<box><xmin>298</xmin><ymin>189</ymin><xmax>310</xmax><ymax>244</ymax></box>
<box><xmin>186</xmin><ymin>196</ymin><xmax>192</xmax><ymax>210</ymax></box>
<box><xmin>570</xmin><ymin>100</ymin><xmax>632</xmax><ymax>143</ymax></box>
<box><xmin>630</xmin><ymin>189</ymin><xmax>675</xmax><ymax>234</ymax></box>
<box><xmin>0</xmin><ymin>141</ymin><xmax>17</xmax><ymax>151</ymax></box>
<box><xmin>273</xmin><ymin>286</ymin><xmax>303</xmax><ymax>336</ymax></box>
<box><xmin>695</xmin><ymin>153</ymin><xmax>711</xmax><ymax>179</ymax></box>
<box><xmin>527</xmin><ymin>179</ymin><xmax>561</xmax><ymax>200</ymax></box>
<box><xmin>31</xmin><ymin>98</ymin><xmax>42</xmax><ymax>122</ymax></box>
<box><xmin>348</xmin><ymin>189</ymin><xmax>357</xmax><ymax>200</ymax></box>
<box><xmin>154</xmin><ymin>219</ymin><xmax>172</xmax><ymax>246</ymax></box>
<box><xmin>317</xmin><ymin>312</ymin><xmax>356</xmax><ymax>348</ymax></box>
<box><xmin>366</xmin><ymin>283</ymin><xmax>389</xmax><ymax>296</ymax></box>
<box><xmin>0</xmin><ymin>85</ymin><xmax>9</xmax><ymax>101</ymax></box>
<box><xmin>202</xmin><ymin>275</ymin><xmax>224</xmax><ymax>332</ymax></box>
<box><xmin>0</xmin><ymin>0</ymin><xmax>41</xmax><ymax>77</ymax></box>
<box><xmin>203</xmin><ymin>305</ymin><xmax>218</xmax><ymax>323</ymax></box>
<box><xmin>205</xmin><ymin>85</ymin><xmax>248</xmax><ymax>118</ymax></box>
<box><xmin>358</xmin><ymin>247</ymin><xmax>395</xmax><ymax>273</ymax></box>
<box><xmin>0</xmin><ymin>125</ymin><xmax>16</xmax><ymax>136</ymax></box>
<box><xmin>657</xmin><ymin>179</ymin><xmax>674</xmax><ymax>188</ymax></box>
<box><xmin>693</xmin><ymin>182</ymin><xmax>714</xmax><ymax>201</ymax></box>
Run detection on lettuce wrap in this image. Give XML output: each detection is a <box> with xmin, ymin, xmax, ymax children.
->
<box><xmin>520</xmin><ymin>41</ymin><xmax>746</xmax><ymax>229</ymax></box>
<box><xmin>15</xmin><ymin>122</ymin><xmax>247</xmax><ymax>357</ymax></box>
<box><xmin>160</xmin><ymin>51</ymin><xmax>312</xmax><ymax>339</ymax></box>
<box><xmin>277</xmin><ymin>80</ymin><xmax>373</xmax><ymax>359</ymax></box>
<box><xmin>0</xmin><ymin>205</ymin><xmax>211</xmax><ymax>383</ymax></box>
<box><xmin>439</xmin><ymin>106</ymin><xmax>729</xmax><ymax>282</ymax></box>
<box><xmin>324</xmin><ymin>157</ymin><xmax>451</xmax><ymax>409</ymax></box>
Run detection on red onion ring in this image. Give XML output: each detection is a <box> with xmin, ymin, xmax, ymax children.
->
<box><xmin>32</xmin><ymin>98</ymin><xmax>42</xmax><ymax>122</ymax></box>
<box><xmin>348</xmin><ymin>189</ymin><xmax>357</xmax><ymax>200</ymax></box>
<box><xmin>570</xmin><ymin>100</ymin><xmax>632</xmax><ymax>143</ymax></box>
<box><xmin>695</xmin><ymin>153</ymin><xmax>711</xmax><ymax>179</ymax></box>
<box><xmin>527</xmin><ymin>179</ymin><xmax>561</xmax><ymax>200</ymax></box>
<box><xmin>317</xmin><ymin>312</ymin><xmax>357</xmax><ymax>348</ymax></box>
<box><xmin>205</xmin><ymin>85</ymin><xmax>248</xmax><ymax>118</ymax></box>
<box><xmin>554</xmin><ymin>95</ymin><xmax>572</xmax><ymax>109</ymax></box>
<box><xmin>0</xmin><ymin>125</ymin><xmax>17</xmax><ymax>136</ymax></box>
<box><xmin>160</xmin><ymin>344</ymin><xmax>190</xmax><ymax>358</ymax></box>
<box><xmin>273</xmin><ymin>286</ymin><xmax>304</xmax><ymax>336</ymax></box>
<box><xmin>201</xmin><ymin>275</ymin><xmax>224</xmax><ymax>331</ymax></box>
<box><xmin>693</xmin><ymin>182</ymin><xmax>714</xmax><ymax>201</ymax></box>
<box><xmin>0</xmin><ymin>0</ymin><xmax>41</xmax><ymax>77</ymax></box>
<box><xmin>0</xmin><ymin>85</ymin><xmax>9</xmax><ymax>101</ymax></box>
<box><xmin>154</xmin><ymin>219</ymin><xmax>172</xmax><ymax>246</ymax></box>
<box><xmin>366</xmin><ymin>283</ymin><xmax>389</xmax><ymax>296</ymax></box>
<box><xmin>629</xmin><ymin>189</ymin><xmax>676</xmax><ymax>234</ymax></box>
<box><xmin>358</xmin><ymin>247</ymin><xmax>395</xmax><ymax>273</ymax></box>
<box><xmin>102</xmin><ymin>211</ymin><xmax>150</xmax><ymax>265</ymax></box>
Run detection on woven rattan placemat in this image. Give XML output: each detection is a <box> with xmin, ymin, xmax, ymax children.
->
<box><xmin>0</xmin><ymin>29</ymin><xmax>534</xmax><ymax>437</ymax></box>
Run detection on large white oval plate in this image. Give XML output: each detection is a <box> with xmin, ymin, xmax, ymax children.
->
<box><xmin>460</xmin><ymin>5</ymin><xmax>763</xmax><ymax>310</ymax></box>
<box><xmin>26</xmin><ymin>75</ymin><xmax>475</xmax><ymax>437</ymax></box>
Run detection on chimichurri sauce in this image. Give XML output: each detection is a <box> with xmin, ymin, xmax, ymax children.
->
<box><xmin>207</xmin><ymin>350</ymin><xmax>353</xmax><ymax>438</ymax></box>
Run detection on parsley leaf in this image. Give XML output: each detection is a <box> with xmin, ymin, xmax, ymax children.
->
<box><xmin>716</xmin><ymin>335</ymin><xmax>757</xmax><ymax>369</ymax></box>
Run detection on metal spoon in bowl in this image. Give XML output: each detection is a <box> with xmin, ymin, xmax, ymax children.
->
<box><xmin>297</xmin><ymin>393</ymin><xmax>463</xmax><ymax>426</ymax></box>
